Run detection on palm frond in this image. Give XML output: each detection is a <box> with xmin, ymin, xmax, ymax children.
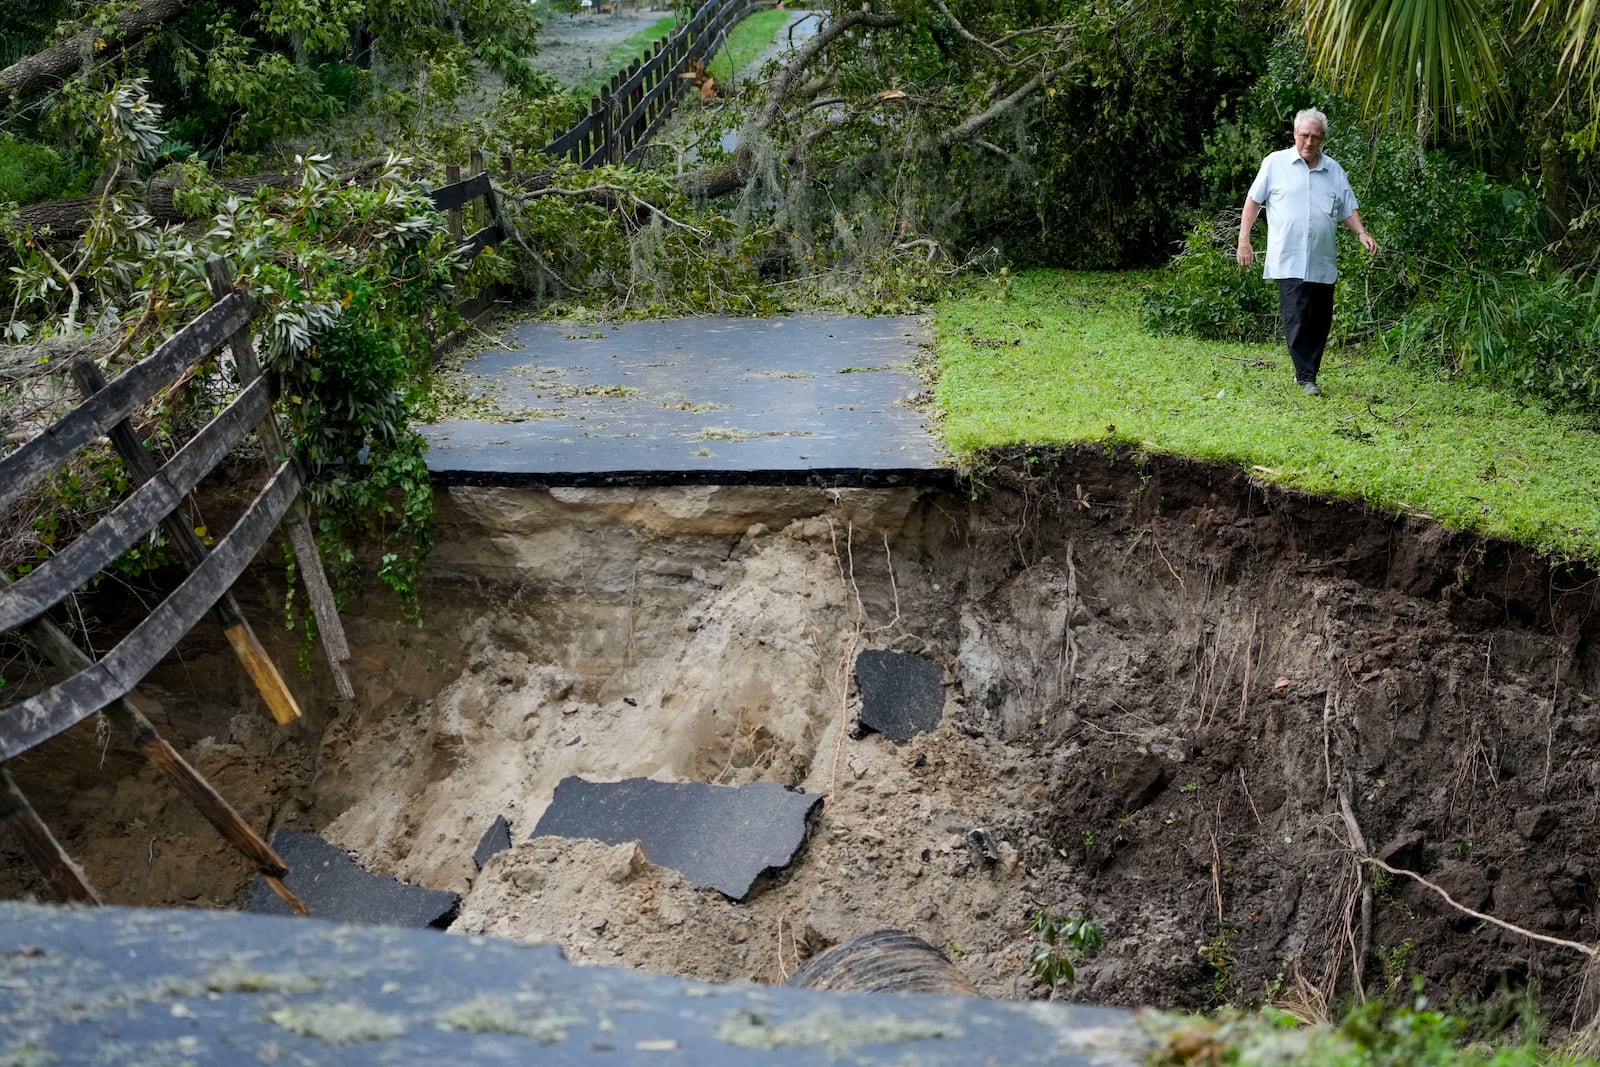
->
<box><xmin>1300</xmin><ymin>0</ymin><xmax>1506</xmax><ymax>129</ymax></box>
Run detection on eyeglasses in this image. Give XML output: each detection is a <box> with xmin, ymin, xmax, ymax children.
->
<box><xmin>1294</xmin><ymin>130</ymin><xmax>1325</xmax><ymax>142</ymax></box>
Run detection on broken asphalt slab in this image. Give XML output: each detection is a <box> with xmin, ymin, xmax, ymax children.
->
<box><xmin>246</xmin><ymin>829</ymin><xmax>459</xmax><ymax>928</ymax></box>
<box><xmin>531</xmin><ymin>777</ymin><xmax>822</xmax><ymax>900</ymax></box>
<box><xmin>423</xmin><ymin>316</ymin><xmax>955</xmax><ymax>488</ymax></box>
<box><xmin>1</xmin><ymin>901</ymin><xmax>1152</xmax><ymax>1066</ymax></box>
<box><xmin>855</xmin><ymin>649</ymin><xmax>946</xmax><ymax>740</ymax></box>
<box><xmin>473</xmin><ymin>815</ymin><xmax>514</xmax><ymax>869</ymax></box>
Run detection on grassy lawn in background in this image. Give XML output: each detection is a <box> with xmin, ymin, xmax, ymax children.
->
<box><xmin>572</xmin><ymin>16</ymin><xmax>678</xmax><ymax>99</ymax></box>
<box><xmin>706</xmin><ymin>9</ymin><xmax>795</xmax><ymax>82</ymax></box>
<box><xmin>935</xmin><ymin>271</ymin><xmax>1600</xmax><ymax>563</ymax></box>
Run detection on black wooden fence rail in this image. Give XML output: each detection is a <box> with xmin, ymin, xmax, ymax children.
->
<box><xmin>427</xmin><ymin>148</ymin><xmax>506</xmax><ymax>356</ymax></box>
<box><xmin>542</xmin><ymin>0</ymin><xmax>766</xmax><ymax>169</ymax></box>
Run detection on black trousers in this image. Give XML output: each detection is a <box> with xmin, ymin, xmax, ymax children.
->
<box><xmin>1277</xmin><ymin>279</ymin><xmax>1335</xmax><ymax>384</ymax></box>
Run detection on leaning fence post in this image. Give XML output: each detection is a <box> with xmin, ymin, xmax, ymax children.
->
<box><xmin>0</xmin><ymin>763</ymin><xmax>101</xmax><ymax>904</ymax></box>
<box><xmin>204</xmin><ymin>257</ymin><xmax>355</xmax><ymax>703</ymax></box>
<box><xmin>469</xmin><ymin>149</ymin><xmax>486</xmax><ymax>233</ymax></box>
<box><xmin>444</xmin><ymin>162</ymin><xmax>464</xmax><ymax>244</ymax></box>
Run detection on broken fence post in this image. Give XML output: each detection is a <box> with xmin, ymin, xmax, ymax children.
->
<box><xmin>3</xmin><ymin>574</ymin><xmax>308</xmax><ymax>915</ymax></box>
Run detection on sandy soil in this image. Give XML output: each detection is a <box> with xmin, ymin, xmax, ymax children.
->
<box><xmin>6</xmin><ymin>451</ymin><xmax>1598</xmax><ymax>1027</ymax></box>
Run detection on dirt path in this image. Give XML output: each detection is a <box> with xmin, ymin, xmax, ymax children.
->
<box><xmin>535</xmin><ymin>10</ymin><xmax>679</xmax><ymax>89</ymax></box>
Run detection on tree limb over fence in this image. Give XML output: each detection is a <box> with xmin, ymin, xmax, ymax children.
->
<box><xmin>675</xmin><ymin>6</ymin><xmax>1071</xmax><ymax>201</ymax></box>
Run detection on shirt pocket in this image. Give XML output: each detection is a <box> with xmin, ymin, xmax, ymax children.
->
<box><xmin>1316</xmin><ymin>187</ymin><xmax>1340</xmax><ymax>218</ymax></box>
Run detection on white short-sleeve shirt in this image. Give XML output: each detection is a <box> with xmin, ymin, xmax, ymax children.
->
<box><xmin>1247</xmin><ymin>147</ymin><xmax>1358</xmax><ymax>284</ymax></box>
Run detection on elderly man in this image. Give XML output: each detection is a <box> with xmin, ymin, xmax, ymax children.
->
<box><xmin>1237</xmin><ymin>108</ymin><xmax>1378</xmax><ymax>395</ymax></box>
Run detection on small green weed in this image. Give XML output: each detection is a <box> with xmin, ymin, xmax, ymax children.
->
<box><xmin>1028</xmin><ymin>906</ymin><xmax>1103</xmax><ymax>989</ymax></box>
<box><xmin>1200</xmin><ymin>928</ymin><xmax>1236</xmax><ymax>1004</ymax></box>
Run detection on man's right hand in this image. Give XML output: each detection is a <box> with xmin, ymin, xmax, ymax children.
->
<box><xmin>1237</xmin><ymin>198</ymin><xmax>1263</xmax><ymax>268</ymax></box>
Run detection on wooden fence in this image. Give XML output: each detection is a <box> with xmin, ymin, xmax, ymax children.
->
<box><xmin>0</xmin><ymin>153</ymin><xmax>510</xmax><ymax>906</ymax></box>
<box><xmin>542</xmin><ymin>0</ymin><xmax>766</xmax><ymax>169</ymax></box>
<box><xmin>0</xmin><ymin>257</ymin><xmax>352</xmax><ymax>910</ymax></box>
<box><xmin>0</xmin><ymin>1</ymin><xmax>756</xmax><ymax>905</ymax></box>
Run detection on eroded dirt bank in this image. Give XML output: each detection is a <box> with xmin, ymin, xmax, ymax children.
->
<box><xmin>4</xmin><ymin>448</ymin><xmax>1597</xmax><ymax>1024</ymax></box>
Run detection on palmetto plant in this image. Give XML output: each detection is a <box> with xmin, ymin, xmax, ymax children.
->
<box><xmin>1299</xmin><ymin>0</ymin><xmax>1597</xmax><ymax>128</ymax></box>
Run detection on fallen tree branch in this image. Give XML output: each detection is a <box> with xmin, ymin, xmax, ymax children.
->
<box><xmin>927</xmin><ymin>0</ymin><xmax>1007</xmax><ymax>59</ymax></box>
<box><xmin>1</xmin><ymin>0</ymin><xmax>199</xmax><ymax>102</ymax></box>
<box><xmin>681</xmin><ymin>8</ymin><xmax>903</xmax><ymax>199</ymax></box>
<box><xmin>487</xmin><ymin>183</ymin><xmax>579</xmax><ymax>294</ymax></box>
<box><xmin>754</xmin><ymin>9</ymin><xmax>903</xmax><ymax>130</ymax></box>
<box><xmin>515</xmin><ymin>183</ymin><xmax>709</xmax><ymax>238</ymax></box>
<box><xmin>972</xmin><ymin>137</ymin><xmax>1028</xmax><ymax>169</ymax></box>
<box><xmin>939</xmin><ymin>71</ymin><xmax>1046</xmax><ymax>148</ymax></box>
<box><xmin>15</xmin><ymin>173</ymin><xmax>297</xmax><ymax>244</ymax></box>
<box><xmin>784</xmin><ymin>94</ymin><xmax>909</xmax><ymax>167</ymax></box>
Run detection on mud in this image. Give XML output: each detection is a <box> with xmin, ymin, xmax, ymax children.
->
<box><xmin>4</xmin><ymin>447</ymin><xmax>1598</xmax><ymax>1028</ymax></box>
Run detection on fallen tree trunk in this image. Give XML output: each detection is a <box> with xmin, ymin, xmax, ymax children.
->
<box><xmin>0</xmin><ymin>0</ymin><xmax>199</xmax><ymax>103</ymax></box>
<box><xmin>17</xmin><ymin>173</ymin><xmax>295</xmax><ymax>242</ymax></box>
<box><xmin>15</xmin><ymin>154</ymin><xmax>467</xmax><ymax>242</ymax></box>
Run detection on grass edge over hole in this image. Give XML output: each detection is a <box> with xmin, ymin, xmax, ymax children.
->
<box><xmin>933</xmin><ymin>270</ymin><xmax>1600</xmax><ymax>565</ymax></box>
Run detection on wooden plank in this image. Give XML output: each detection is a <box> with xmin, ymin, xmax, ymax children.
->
<box><xmin>0</xmin><ymin>377</ymin><xmax>275</xmax><ymax>635</ymax></box>
<box><xmin>444</xmin><ymin>163</ymin><xmax>463</xmax><ymax>245</ymax></box>
<box><xmin>0</xmin><ymin>459</ymin><xmax>302</xmax><ymax>762</ymax></box>
<box><xmin>469</xmin><ymin>150</ymin><xmax>486</xmax><ymax>232</ymax></box>
<box><xmin>428</xmin><ymin>171</ymin><xmax>490</xmax><ymax>214</ymax></box>
<box><xmin>461</xmin><ymin>223</ymin><xmax>503</xmax><ymax>260</ymax></box>
<box><xmin>0</xmin><ymin>292</ymin><xmax>258</xmax><ymax>517</ymax></box>
<box><xmin>0</xmin><ymin>764</ymin><xmax>100</xmax><ymax>904</ymax></box>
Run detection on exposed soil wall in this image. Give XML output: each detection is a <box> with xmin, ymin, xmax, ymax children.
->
<box><xmin>4</xmin><ymin>448</ymin><xmax>1597</xmax><ymax>1026</ymax></box>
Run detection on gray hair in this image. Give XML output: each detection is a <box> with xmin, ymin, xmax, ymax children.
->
<box><xmin>1294</xmin><ymin>108</ymin><xmax>1329</xmax><ymax>134</ymax></box>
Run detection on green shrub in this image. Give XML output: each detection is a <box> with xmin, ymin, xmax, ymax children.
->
<box><xmin>0</xmin><ymin>139</ymin><xmax>76</xmax><ymax>206</ymax></box>
<box><xmin>1141</xmin><ymin>217</ymin><xmax>1280</xmax><ymax>342</ymax></box>
<box><xmin>318</xmin><ymin>61</ymin><xmax>366</xmax><ymax>105</ymax></box>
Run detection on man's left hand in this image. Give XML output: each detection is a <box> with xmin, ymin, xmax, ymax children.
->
<box><xmin>1359</xmin><ymin>232</ymin><xmax>1379</xmax><ymax>255</ymax></box>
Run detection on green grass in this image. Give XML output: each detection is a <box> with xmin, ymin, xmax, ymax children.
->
<box><xmin>1147</xmin><ymin>1000</ymin><xmax>1600</xmax><ymax>1066</ymax></box>
<box><xmin>706</xmin><ymin>10</ymin><xmax>794</xmax><ymax>83</ymax></box>
<box><xmin>0</xmin><ymin>139</ymin><xmax>78</xmax><ymax>206</ymax></box>
<box><xmin>935</xmin><ymin>271</ymin><xmax>1600</xmax><ymax>563</ymax></box>
<box><xmin>571</xmin><ymin>17</ymin><xmax>678</xmax><ymax>99</ymax></box>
